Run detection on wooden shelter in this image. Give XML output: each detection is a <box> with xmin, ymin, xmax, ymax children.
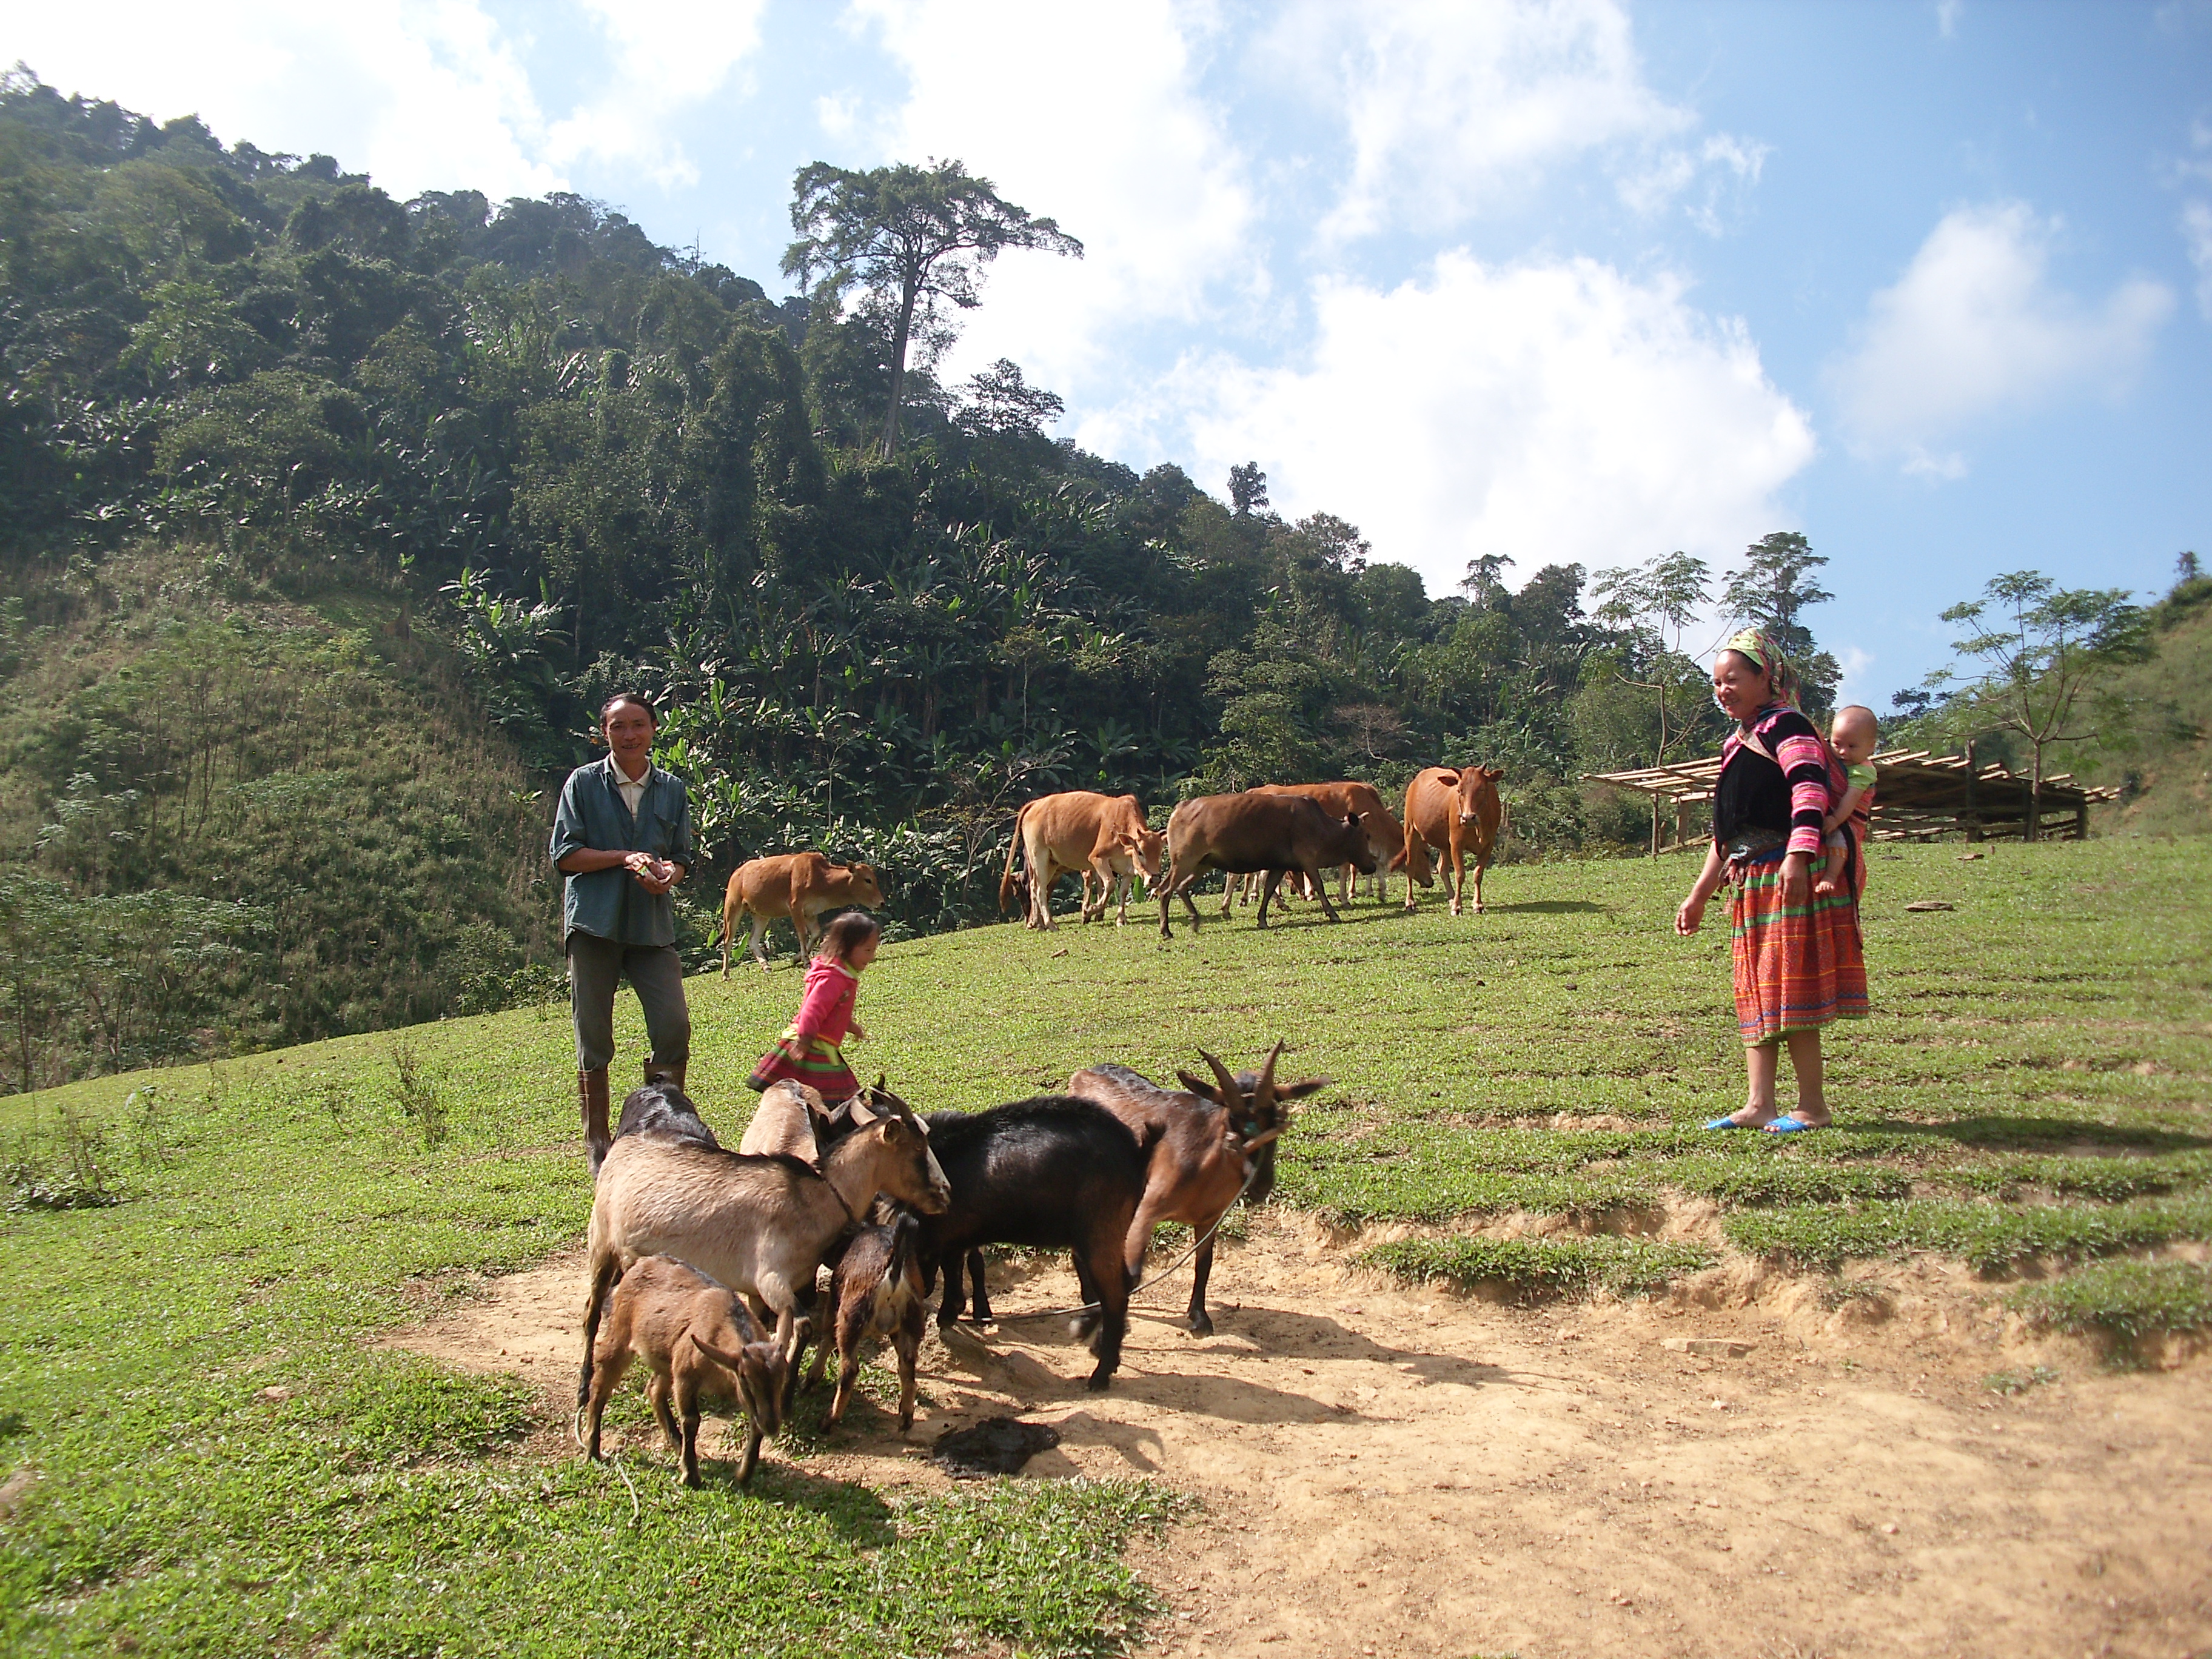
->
<box><xmin>1585</xmin><ymin>745</ymin><xmax>2117</xmax><ymax>852</ymax></box>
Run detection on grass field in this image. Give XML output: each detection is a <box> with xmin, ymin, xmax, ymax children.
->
<box><xmin>4</xmin><ymin>836</ymin><xmax>2208</xmax><ymax>1655</ymax></box>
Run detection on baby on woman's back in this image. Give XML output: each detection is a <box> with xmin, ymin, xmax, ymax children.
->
<box><xmin>1815</xmin><ymin>704</ymin><xmax>1879</xmax><ymax>899</ymax></box>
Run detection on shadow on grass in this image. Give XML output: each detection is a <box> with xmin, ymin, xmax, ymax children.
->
<box><xmin>1481</xmin><ymin>899</ymin><xmax>1609</xmax><ymax>915</ymax></box>
<box><xmin>1847</xmin><ymin>1117</ymin><xmax>2212</xmax><ymax>1154</ymax></box>
<box><xmin>731</xmin><ymin>1459</ymin><xmax>897</xmax><ymax>1542</ymax></box>
<box><xmin>1158</xmin><ymin>906</ymin><xmax>1410</xmax><ymax>936</ymax></box>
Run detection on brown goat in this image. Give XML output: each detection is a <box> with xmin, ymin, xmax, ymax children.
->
<box><xmin>577</xmin><ymin>1255</ymin><xmax>788</xmax><ymax>1487</ymax></box>
<box><xmin>1065</xmin><ymin>1042</ymin><xmax>1329</xmax><ymax>1336</ymax></box>
<box><xmin>805</xmin><ymin>1202</ymin><xmax>928</xmax><ymax>1432</ymax></box>
<box><xmin>580</xmin><ymin>1091</ymin><xmax>949</xmax><ymax>1418</ymax></box>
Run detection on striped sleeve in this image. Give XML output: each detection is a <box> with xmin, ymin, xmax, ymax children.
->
<box><xmin>1766</xmin><ymin>713</ymin><xmax>1831</xmax><ymax>856</ymax></box>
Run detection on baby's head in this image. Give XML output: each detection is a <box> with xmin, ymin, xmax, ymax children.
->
<box><xmin>1830</xmin><ymin>704</ymin><xmax>1879</xmax><ymax>763</ymax></box>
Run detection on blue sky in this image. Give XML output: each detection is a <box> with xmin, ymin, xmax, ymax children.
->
<box><xmin>11</xmin><ymin>0</ymin><xmax>2209</xmax><ymax>705</ymax></box>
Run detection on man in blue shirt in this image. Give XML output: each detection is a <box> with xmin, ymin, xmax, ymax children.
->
<box><xmin>549</xmin><ymin>694</ymin><xmax>695</xmax><ymax>1173</ymax></box>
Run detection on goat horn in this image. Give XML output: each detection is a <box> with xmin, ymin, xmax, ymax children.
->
<box><xmin>1255</xmin><ymin>1039</ymin><xmax>1285</xmax><ymax>1110</ymax></box>
<box><xmin>1199</xmin><ymin>1048</ymin><xmax>1238</xmax><ymax>1102</ymax></box>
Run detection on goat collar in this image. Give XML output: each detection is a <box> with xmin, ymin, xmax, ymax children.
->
<box><xmin>817</xmin><ymin>1145</ymin><xmax>866</xmax><ymax>1229</ymax></box>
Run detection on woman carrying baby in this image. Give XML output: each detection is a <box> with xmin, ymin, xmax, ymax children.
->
<box><xmin>1675</xmin><ymin>629</ymin><xmax>1869</xmax><ymax>1133</ymax></box>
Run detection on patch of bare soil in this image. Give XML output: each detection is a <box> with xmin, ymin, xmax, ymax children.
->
<box><xmin>390</xmin><ymin>1215</ymin><xmax>2212</xmax><ymax>1659</ymax></box>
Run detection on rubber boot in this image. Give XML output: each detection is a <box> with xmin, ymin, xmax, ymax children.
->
<box><xmin>580</xmin><ymin>1067</ymin><xmax>612</xmax><ymax>1176</ymax></box>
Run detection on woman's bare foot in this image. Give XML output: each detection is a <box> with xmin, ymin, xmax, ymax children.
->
<box><xmin>1706</xmin><ymin>1105</ymin><xmax>1778</xmax><ymax>1128</ymax></box>
<box><xmin>1765</xmin><ymin>1107</ymin><xmax>1832</xmax><ymax>1133</ymax></box>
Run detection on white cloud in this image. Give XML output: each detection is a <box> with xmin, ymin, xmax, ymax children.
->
<box><xmin>1281</xmin><ymin>0</ymin><xmax>1689</xmax><ymax>238</ymax></box>
<box><xmin>10</xmin><ymin>1</ymin><xmax>561</xmax><ymax>199</ymax></box>
<box><xmin>1828</xmin><ymin>202</ymin><xmax>2174</xmax><ymax>474</ymax></box>
<box><xmin>1085</xmin><ymin>251</ymin><xmax>1814</xmax><ymax>598</ymax></box>
<box><xmin>1618</xmin><ymin>133</ymin><xmax>1769</xmax><ymax>235</ymax></box>
<box><xmin>1937</xmin><ymin>0</ymin><xmax>1964</xmax><ymax>40</ymax></box>
<box><xmin>1834</xmin><ymin>645</ymin><xmax>1877</xmax><ymax>706</ymax></box>
<box><xmin>9</xmin><ymin>1</ymin><xmax>765</xmax><ymax>201</ymax></box>
<box><xmin>815</xmin><ymin>92</ymin><xmax>860</xmax><ymax>141</ymax></box>
<box><xmin>545</xmin><ymin>0</ymin><xmax>765</xmax><ymax>189</ymax></box>
<box><xmin>2185</xmin><ymin>201</ymin><xmax>2212</xmax><ymax>320</ymax></box>
<box><xmin>849</xmin><ymin>0</ymin><xmax>1261</xmax><ymax>402</ymax></box>
<box><xmin>1269</xmin><ymin>0</ymin><xmax>1759</xmax><ymax>239</ymax></box>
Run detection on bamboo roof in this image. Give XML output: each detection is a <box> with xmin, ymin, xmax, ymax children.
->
<box><xmin>1583</xmin><ymin>748</ymin><xmax>2117</xmax><ymax>840</ymax></box>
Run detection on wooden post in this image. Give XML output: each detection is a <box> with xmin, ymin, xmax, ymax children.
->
<box><xmin>1962</xmin><ymin>740</ymin><xmax>1982</xmax><ymax>843</ymax></box>
<box><xmin>2073</xmin><ymin>795</ymin><xmax>2088</xmax><ymax>841</ymax></box>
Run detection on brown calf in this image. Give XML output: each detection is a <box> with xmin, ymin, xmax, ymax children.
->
<box><xmin>576</xmin><ymin>1254</ymin><xmax>788</xmax><ymax>1486</ymax></box>
<box><xmin>1402</xmin><ymin>765</ymin><xmax>1504</xmax><ymax>916</ymax></box>
<box><xmin>998</xmin><ymin>791</ymin><xmax>1165</xmax><ymax>928</ymax></box>
<box><xmin>1066</xmin><ymin>1044</ymin><xmax>1327</xmax><ymax>1335</ymax></box>
<box><xmin>720</xmin><ymin>851</ymin><xmax>885</xmax><ymax>973</ymax></box>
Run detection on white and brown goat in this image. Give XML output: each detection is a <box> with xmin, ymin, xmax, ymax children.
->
<box><xmin>1067</xmin><ymin>1042</ymin><xmax>1327</xmax><ymax>1336</ymax></box>
<box><xmin>577</xmin><ymin>1254</ymin><xmax>788</xmax><ymax>1486</ymax></box>
<box><xmin>806</xmin><ymin>1200</ymin><xmax>928</xmax><ymax>1432</ymax></box>
<box><xmin>580</xmin><ymin>1081</ymin><xmax>950</xmax><ymax>1417</ymax></box>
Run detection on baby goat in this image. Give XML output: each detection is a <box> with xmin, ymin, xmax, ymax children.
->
<box><xmin>576</xmin><ymin>1254</ymin><xmax>788</xmax><ymax>1487</ymax></box>
<box><xmin>806</xmin><ymin>1201</ymin><xmax>927</xmax><ymax>1432</ymax></box>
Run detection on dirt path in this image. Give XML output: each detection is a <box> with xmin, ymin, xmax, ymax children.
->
<box><xmin>392</xmin><ymin>1216</ymin><xmax>2211</xmax><ymax>1659</ymax></box>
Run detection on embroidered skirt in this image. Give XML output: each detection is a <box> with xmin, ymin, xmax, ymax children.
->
<box><xmin>1729</xmin><ymin>848</ymin><xmax>1869</xmax><ymax>1046</ymax></box>
<box><xmin>746</xmin><ymin>1028</ymin><xmax>858</xmax><ymax>1100</ymax></box>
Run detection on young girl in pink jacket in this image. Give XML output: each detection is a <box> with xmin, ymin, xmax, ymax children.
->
<box><xmin>745</xmin><ymin>910</ymin><xmax>879</xmax><ymax>1102</ymax></box>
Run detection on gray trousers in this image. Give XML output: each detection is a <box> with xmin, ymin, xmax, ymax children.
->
<box><xmin>566</xmin><ymin>934</ymin><xmax>691</xmax><ymax>1073</ymax></box>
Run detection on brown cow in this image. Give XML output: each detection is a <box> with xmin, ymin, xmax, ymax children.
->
<box><xmin>1067</xmin><ymin>1044</ymin><xmax>1327</xmax><ymax>1335</ymax></box>
<box><xmin>1157</xmin><ymin>793</ymin><xmax>1376</xmax><ymax>937</ymax></box>
<box><xmin>720</xmin><ymin>852</ymin><xmax>886</xmax><ymax>974</ymax></box>
<box><xmin>997</xmin><ymin>791</ymin><xmax>1165</xmax><ymax>929</ymax></box>
<box><xmin>1402</xmin><ymin>765</ymin><xmax>1505</xmax><ymax>916</ymax></box>
<box><xmin>1252</xmin><ymin>782</ymin><xmax>1428</xmax><ymax>905</ymax></box>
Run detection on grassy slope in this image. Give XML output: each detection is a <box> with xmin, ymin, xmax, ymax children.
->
<box><xmin>3</xmin><ymin>839</ymin><xmax>2208</xmax><ymax>1655</ymax></box>
<box><xmin>0</xmin><ymin>547</ymin><xmax>555</xmax><ymax>1083</ymax></box>
<box><xmin>2076</xmin><ymin>580</ymin><xmax>2212</xmax><ymax>837</ymax></box>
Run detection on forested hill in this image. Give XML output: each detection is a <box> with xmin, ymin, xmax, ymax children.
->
<box><xmin>0</xmin><ymin>72</ymin><xmax>2025</xmax><ymax>1093</ymax></box>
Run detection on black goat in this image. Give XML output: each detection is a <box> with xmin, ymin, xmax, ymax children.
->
<box><xmin>920</xmin><ymin>1097</ymin><xmax>1153</xmax><ymax>1390</ymax></box>
<box><xmin>613</xmin><ymin>1079</ymin><xmax>720</xmax><ymax>1151</ymax></box>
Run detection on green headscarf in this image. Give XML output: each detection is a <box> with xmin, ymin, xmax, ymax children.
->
<box><xmin>1720</xmin><ymin>628</ymin><xmax>1800</xmax><ymax>709</ymax></box>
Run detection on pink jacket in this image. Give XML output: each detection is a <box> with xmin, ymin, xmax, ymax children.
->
<box><xmin>791</xmin><ymin>956</ymin><xmax>859</xmax><ymax>1045</ymax></box>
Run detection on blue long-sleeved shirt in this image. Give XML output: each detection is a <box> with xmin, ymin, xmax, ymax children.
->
<box><xmin>548</xmin><ymin>755</ymin><xmax>695</xmax><ymax>947</ymax></box>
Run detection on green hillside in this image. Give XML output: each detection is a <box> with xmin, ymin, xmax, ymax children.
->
<box><xmin>0</xmin><ymin>545</ymin><xmax>552</xmax><ymax>1093</ymax></box>
<box><xmin>4</xmin><ymin>841</ymin><xmax>2207</xmax><ymax>1654</ymax></box>
<box><xmin>2075</xmin><ymin>574</ymin><xmax>2212</xmax><ymax>837</ymax></box>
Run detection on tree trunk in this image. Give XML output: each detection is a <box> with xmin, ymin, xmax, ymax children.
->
<box><xmin>2026</xmin><ymin>742</ymin><xmax>2044</xmax><ymax>843</ymax></box>
<box><xmin>1963</xmin><ymin>740</ymin><xmax>1982</xmax><ymax>842</ymax></box>
<box><xmin>880</xmin><ymin>273</ymin><xmax>919</xmax><ymax>460</ymax></box>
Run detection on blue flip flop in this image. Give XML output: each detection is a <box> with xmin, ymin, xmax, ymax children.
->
<box><xmin>1703</xmin><ymin>1115</ymin><xmax>1757</xmax><ymax>1130</ymax></box>
<box><xmin>1763</xmin><ymin>1115</ymin><xmax>1825</xmax><ymax>1134</ymax></box>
